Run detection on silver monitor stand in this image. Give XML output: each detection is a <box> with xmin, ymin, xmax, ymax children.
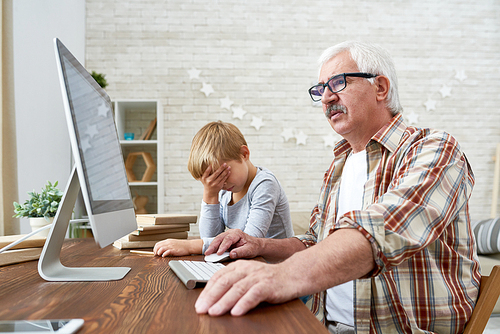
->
<box><xmin>38</xmin><ymin>166</ymin><xmax>131</xmax><ymax>281</ymax></box>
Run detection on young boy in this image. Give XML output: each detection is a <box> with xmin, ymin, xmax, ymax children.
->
<box><xmin>153</xmin><ymin>121</ymin><xmax>294</xmax><ymax>257</ymax></box>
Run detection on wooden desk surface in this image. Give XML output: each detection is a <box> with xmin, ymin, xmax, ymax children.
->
<box><xmin>0</xmin><ymin>239</ymin><xmax>328</xmax><ymax>334</ymax></box>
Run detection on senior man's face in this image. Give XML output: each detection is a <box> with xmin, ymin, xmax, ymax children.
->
<box><xmin>319</xmin><ymin>51</ymin><xmax>380</xmax><ymax>141</ymax></box>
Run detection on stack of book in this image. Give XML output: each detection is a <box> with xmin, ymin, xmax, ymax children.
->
<box><xmin>113</xmin><ymin>213</ymin><xmax>197</xmax><ymax>250</ymax></box>
<box><xmin>0</xmin><ymin>235</ymin><xmax>46</xmax><ymax>267</ymax></box>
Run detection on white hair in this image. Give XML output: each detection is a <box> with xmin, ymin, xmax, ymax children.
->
<box><xmin>318</xmin><ymin>41</ymin><xmax>403</xmax><ymax>115</ymax></box>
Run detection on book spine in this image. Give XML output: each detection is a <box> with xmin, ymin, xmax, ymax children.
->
<box><xmin>113</xmin><ymin>232</ymin><xmax>188</xmax><ymax>249</ymax></box>
<box><xmin>127</xmin><ymin>231</ymin><xmax>188</xmax><ymax>241</ymax></box>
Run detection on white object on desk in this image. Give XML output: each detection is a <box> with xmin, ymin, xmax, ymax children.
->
<box><xmin>204</xmin><ymin>251</ymin><xmax>231</xmax><ymax>263</ymax></box>
<box><xmin>169</xmin><ymin>260</ymin><xmax>225</xmax><ymax>289</ymax></box>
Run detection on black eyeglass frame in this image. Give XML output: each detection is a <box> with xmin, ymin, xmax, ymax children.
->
<box><xmin>308</xmin><ymin>72</ymin><xmax>378</xmax><ymax>102</ymax></box>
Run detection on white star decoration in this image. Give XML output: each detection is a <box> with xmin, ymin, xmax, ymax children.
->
<box><xmin>188</xmin><ymin>67</ymin><xmax>201</xmax><ymax>80</ymax></box>
<box><xmin>405</xmin><ymin>111</ymin><xmax>419</xmax><ymax>125</ymax></box>
<box><xmin>281</xmin><ymin>128</ymin><xmax>295</xmax><ymax>142</ymax></box>
<box><xmin>200</xmin><ymin>82</ymin><xmax>214</xmax><ymax>97</ymax></box>
<box><xmin>439</xmin><ymin>85</ymin><xmax>452</xmax><ymax>98</ymax></box>
<box><xmin>455</xmin><ymin>70</ymin><xmax>467</xmax><ymax>82</ymax></box>
<box><xmin>424</xmin><ymin>99</ymin><xmax>437</xmax><ymax>112</ymax></box>
<box><xmin>85</xmin><ymin>124</ymin><xmax>98</xmax><ymax>139</ymax></box>
<box><xmin>322</xmin><ymin>133</ymin><xmax>337</xmax><ymax>148</ymax></box>
<box><xmin>250</xmin><ymin>116</ymin><xmax>264</xmax><ymax>130</ymax></box>
<box><xmin>220</xmin><ymin>96</ymin><xmax>234</xmax><ymax>110</ymax></box>
<box><xmin>295</xmin><ymin>131</ymin><xmax>308</xmax><ymax>146</ymax></box>
<box><xmin>97</xmin><ymin>103</ymin><xmax>108</xmax><ymax>117</ymax></box>
<box><xmin>420</xmin><ymin>70</ymin><xmax>469</xmax><ymax>113</ymax></box>
<box><xmin>81</xmin><ymin>137</ymin><xmax>91</xmax><ymax>153</ymax></box>
<box><xmin>232</xmin><ymin>106</ymin><xmax>247</xmax><ymax>120</ymax></box>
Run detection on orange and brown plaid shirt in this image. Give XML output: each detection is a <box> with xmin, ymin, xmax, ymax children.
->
<box><xmin>295</xmin><ymin>113</ymin><xmax>480</xmax><ymax>334</ymax></box>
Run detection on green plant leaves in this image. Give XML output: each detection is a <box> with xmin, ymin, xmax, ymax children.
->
<box><xmin>13</xmin><ymin>181</ymin><xmax>63</xmax><ymax>218</ymax></box>
<box><xmin>91</xmin><ymin>71</ymin><xmax>108</xmax><ymax>89</ymax></box>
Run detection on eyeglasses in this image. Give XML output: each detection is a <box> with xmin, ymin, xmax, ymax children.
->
<box><xmin>308</xmin><ymin>72</ymin><xmax>378</xmax><ymax>102</ymax></box>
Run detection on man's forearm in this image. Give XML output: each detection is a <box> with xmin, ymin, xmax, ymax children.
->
<box><xmin>210</xmin><ymin>229</ymin><xmax>307</xmax><ymax>261</ymax></box>
<box><xmin>278</xmin><ymin>228</ymin><xmax>375</xmax><ymax>297</ymax></box>
<box><xmin>257</xmin><ymin>237</ymin><xmax>306</xmax><ymax>262</ymax></box>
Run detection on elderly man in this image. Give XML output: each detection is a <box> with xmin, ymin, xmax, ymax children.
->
<box><xmin>195</xmin><ymin>41</ymin><xmax>480</xmax><ymax>334</ymax></box>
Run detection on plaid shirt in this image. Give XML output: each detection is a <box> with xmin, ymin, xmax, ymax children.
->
<box><xmin>295</xmin><ymin>113</ymin><xmax>480</xmax><ymax>333</ymax></box>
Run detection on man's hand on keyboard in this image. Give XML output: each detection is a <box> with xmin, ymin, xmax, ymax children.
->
<box><xmin>194</xmin><ymin>260</ymin><xmax>292</xmax><ymax>317</ymax></box>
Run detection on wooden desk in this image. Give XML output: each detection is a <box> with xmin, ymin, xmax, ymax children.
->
<box><xmin>0</xmin><ymin>239</ymin><xmax>328</xmax><ymax>334</ymax></box>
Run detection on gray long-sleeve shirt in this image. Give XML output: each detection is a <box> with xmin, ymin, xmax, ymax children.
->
<box><xmin>200</xmin><ymin>166</ymin><xmax>294</xmax><ymax>253</ymax></box>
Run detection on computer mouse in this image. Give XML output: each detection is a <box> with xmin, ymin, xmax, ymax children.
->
<box><xmin>204</xmin><ymin>251</ymin><xmax>231</xmax><ymax>263</ymax></box>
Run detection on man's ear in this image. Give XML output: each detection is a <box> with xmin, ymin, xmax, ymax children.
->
<box><xmin>375</xmin><ymin>75</ymin><xmax>390</xmax><ymax>102</ymax></box>
<box><xmin>240</xmin><ymin>145</ymin><xmax>250</xmax><ymax>160</ymax></box>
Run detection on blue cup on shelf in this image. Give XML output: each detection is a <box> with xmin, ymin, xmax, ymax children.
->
<box><xmin>124</xmin><ymin>132</ymin><xmax>134</xmax><ymax>140</ymax></box>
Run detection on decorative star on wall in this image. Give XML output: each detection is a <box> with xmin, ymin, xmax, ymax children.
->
<box><xmin>85</xmin><ymin>124</ymin><xmax>98</xmax><ymax>139</ymax></box>
<box><xmin>322</xmin><ymin>133</ymin><xmax>337</xmax><ymax>148</ymax></box>
<box><xmin>424</xmin><ymin>99</ymin><xmax>437</xmax><ymax>112</ymax></box>
<box><xmin>97</xmin><ymin>103</ymin><xmax>108</xmax><ymax>117</ymax></box>
<box><xmin>295</xmin><ymin>131</ymin><xmax>308</xmax><ymax>146</ymax></box>
<box><xmin>405</xmin><ymin>111</ymin><xmax>419</xmax><ymax>125</ymax></box>
<box><xmin>232</xmin><ymin>106</ymin><xmax>247</xmax><ymax>120</ymax></box>
<box><xmin>281</xmin><ymin>128</ymin><xmax>295</xmax><ymax>142</ymax></box>
<box><xmin>422</xmin><ymin>69</ymin><xmax>468</xmax><ymax>113</ymax></box>
<box><xmin>455</xmin><ymin>70</ymin><xmax>467</xmax><ymax>82</ymax></box>
<box><xmin>220</xmin><ymin>96</ymin><xmax>234</xmax><ymax>110</ymax></box>
<box><xmin>250</xmin><ymin>116</ymin><xmax>264</xmax><ymax>130</ymax></box>
<box><xmin>439</xmin><ymin>85</ymin><xmax>452</xmax><ymax>98</ymax></box>
<box><xmin>188</xmin><ymin>67</ymin><xmax>201</xmax><ymax>80</ymax></box>
<box><xmin>200</xmin><ymin>82</ymin><xmax>214</xmax><ymax>97</ymax></box>
<box><xmin>81</xmin><ymin>137</ymin><xmax>91</xmax><ymax>153</ymax></box>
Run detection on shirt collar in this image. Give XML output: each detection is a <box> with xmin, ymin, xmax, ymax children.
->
<box><xmin>333</xmin><ymin>113</ymin><xmax>407</xmax><ymax>157</ymax></box>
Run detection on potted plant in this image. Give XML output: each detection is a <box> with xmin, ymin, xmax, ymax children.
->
<box><xmin>13</xmin><ymin>181</ymin><xmax>63</xmax><ymax>237</ymax></box>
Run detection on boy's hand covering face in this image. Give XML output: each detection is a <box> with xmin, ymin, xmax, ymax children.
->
<box><xmin>200</xmin><ymin>163</ymin><xmax>231</xmax><ymax>204</ymax></box>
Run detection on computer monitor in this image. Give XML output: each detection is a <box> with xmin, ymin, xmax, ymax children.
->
<box><xmin>38</xmin><ymin>38</ymin><xmax>138</xmax><ymax>281</ymax></box>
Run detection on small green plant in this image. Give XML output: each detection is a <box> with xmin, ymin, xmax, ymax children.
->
<box><xmin>13</xmin><ymin>181</ymin><xmax>63</xmax><ymax>221</ymax></box>
<box><xmin>91</xmin><ymin>71</ymin><xmax>108</xmax><ymax>89</ymax></box>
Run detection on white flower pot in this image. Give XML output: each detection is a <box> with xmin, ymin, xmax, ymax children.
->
<box><xmin>29</xmin><ymin>217</ymin><xmax>54</xmax><ymax>237</ymax></box>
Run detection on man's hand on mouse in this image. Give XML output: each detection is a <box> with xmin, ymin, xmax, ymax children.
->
<box><xmin>204</xmin><ymin>229</ymin><xmax>263</xmax><ymax>260</ymax></box>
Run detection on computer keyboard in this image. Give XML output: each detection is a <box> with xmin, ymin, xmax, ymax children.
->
<box><xmin>169</xmin><ymin>260</ymin><xmax>225</xmax><ymax>289</ymax></box>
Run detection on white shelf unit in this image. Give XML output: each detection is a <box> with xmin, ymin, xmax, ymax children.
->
<box><xmin>113</xmin><ymin>100</ymin><xmax>164</xmax><ymax>214</ymax></box>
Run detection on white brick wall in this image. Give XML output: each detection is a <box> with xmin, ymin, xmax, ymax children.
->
<box><xmin>86</xmin><ymin>0</ymin><xmax>500</xmax><ymax>235</ymax></box>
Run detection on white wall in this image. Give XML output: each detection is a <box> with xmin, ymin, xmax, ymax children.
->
<box><xmin>13</xmin><ymin>0</ymin><xmax>85</xmax><ymax>233</ymax></box>
<box><xmin>12</xmin><ymin>1</ymin><xmax>500</xmax><ymax>235</ymax></box>
<box><xmin>85</xmin><ymin>0</ymin><xmax>500</xmax><ymax>236</ymax></box>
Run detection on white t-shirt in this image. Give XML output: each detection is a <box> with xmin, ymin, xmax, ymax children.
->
<box><xmin>325</xmin><ymin>150</ymin><xmax>367</xmax><ymax>326</ymax></box>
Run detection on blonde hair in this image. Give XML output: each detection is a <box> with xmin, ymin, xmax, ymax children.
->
<box><xmin>188</xmin><ymin>121</ymin><xmax>248</xmax><ymax>179</ymax></box>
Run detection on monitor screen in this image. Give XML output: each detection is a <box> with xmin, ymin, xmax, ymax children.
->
<box><xmin>58</xmin><ymin>43</ymin><xmax>132</xmax><ymax>214</ymax></box>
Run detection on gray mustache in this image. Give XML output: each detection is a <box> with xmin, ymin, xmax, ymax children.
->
<box><xmin>326</xmin><ymin>105</ymin><xmax>347</xmax><ymax>118</ymax></box>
